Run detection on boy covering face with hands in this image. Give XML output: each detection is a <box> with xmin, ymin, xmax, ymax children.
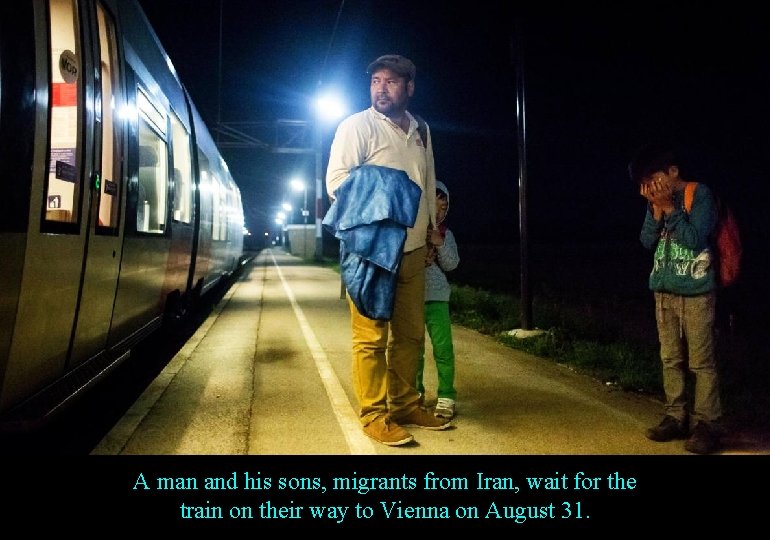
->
<box><xmin>630</xmin><ymin>142</ymin><xmax>723</xmax><ymax>454</ymax></box>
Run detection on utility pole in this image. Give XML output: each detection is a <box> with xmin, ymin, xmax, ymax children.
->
<box><xmin>514</xmin><ymin>20</ymin><xmax>532</xmax><ymax>330</ymax></box>
<box><xmin>314</xmin><ymin>112</ymin><xmax>323</xmax><ymax>261</ymax></box>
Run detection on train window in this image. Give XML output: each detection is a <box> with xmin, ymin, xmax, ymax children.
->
<box><xmin>223</xmin><ymin>181</ymin><xmax>232</xmax><ymax>240</ymax></box>
<box><xmin>211</xmin><ymin>174</ymin><xmax>221</xmax><ymax>240</ymax></box>
<box><xmin>198</xmin><ymin>150</ymin><xmax>211</xmax><ymax>227</ymax></box>
<box><xmin>234</xmin><ymin>189</ymin><xmax>244</xmax><ymax>232</ymax></box>
<box><xmin>45</xmin><ymin>0</ymin><xmax>83</xmax><ymax>226</ymax></box>
<box><xmin>212</xmin><ymin>175</ymin><xmax>227</xmax><ymax>241</ymax></box>
<box><xmin>137</xmin><ymin>89</ymin><xmax>166</xmax><ymax>136</ymax></box>
<box><xmin>170</xmin><ymin>111</ymin><xmax>192</xmax><ymax>224</ymax></box>
<box><xmin>95</xmin><ymin>2</ymin><xmax>121</xmax><ymax>231</ymax></box>
<box><xmin>136</xmin><ymin>89</ymin><xmax>168</xmax><ymax>234</ymax></box>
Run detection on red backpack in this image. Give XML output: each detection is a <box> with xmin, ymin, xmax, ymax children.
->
<box><xmin>684</xmin><ymin>182</ymin><xmax>742</xmax><ymax>288</ymax></box>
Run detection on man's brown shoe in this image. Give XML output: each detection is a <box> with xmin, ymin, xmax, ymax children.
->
<box><xmin>363</xmin><ymin>416</ymin><xmax>414</xmax><ymax>446</ymax></box>
<box><xmin>395</xmin><ymin>407</ymin><xmax>452</xmax><ymax>430</ymax></box>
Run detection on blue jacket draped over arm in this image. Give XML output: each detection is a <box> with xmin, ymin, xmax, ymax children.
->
<box><xmin>322</xmin><ymin>165</ymin><xmax>422</xmax><ymax>320</ymax></box>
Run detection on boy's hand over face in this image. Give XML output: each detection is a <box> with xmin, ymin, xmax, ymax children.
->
<box><xmin>640</xmin><ymin>177</ymin><xmax>674</xmax><ymax>217</ymax></box>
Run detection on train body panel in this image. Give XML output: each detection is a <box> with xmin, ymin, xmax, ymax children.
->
<box><xmin>67</xmin><ymin>0</ymin><xmax>126</xmax><ymax>368</ymax></box>
<box><xmin>0</xmin><ymin>0</ymin><xmax>245</xmax><ymax>427</ymax></box>
<box><xmin>189</xmin><ymin>101</ymin><xmax>244</xmax><ymax>296</ymax></box>
<box><xmin>0</xmin><ymin>237</ymin><xmax>25</xmax><ymax>375</ymax></box>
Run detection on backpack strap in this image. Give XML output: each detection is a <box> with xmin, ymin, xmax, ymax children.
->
<box><xmin>413</xmin><ymin>113</ymin><xmax>429</xmax><ymax>148</ymax></box>
<box><xmin>683</xmin><ymin>181</ymin><xmax>698</xmax><ymax>213</ymax></box>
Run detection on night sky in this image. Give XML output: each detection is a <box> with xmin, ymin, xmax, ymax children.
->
<box><xmin>137</xmin><ymin>1</ymin><xmax>770</xmax><ymax>247</ymax></box>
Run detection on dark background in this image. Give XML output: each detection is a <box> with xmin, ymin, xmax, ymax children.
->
<box><xmin>137</xmin><ymin>0</ymin><xmax>770</xmax><ymax>248</ymax></box>
<box><xmin>136</xmin><ymin>0</ymin><xmax>770</xmax><ymax>342</ymax></box>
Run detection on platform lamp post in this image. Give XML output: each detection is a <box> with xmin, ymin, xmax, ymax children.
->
<box><xmin>281</xmin><ymin>202</ymin><xmax>293</xmax><ymax>222</ymax></box>
<box><xmin>290</xmin><ymin>178</ymin><xmax>308</xmax><ymax>224</ymax></box>
<box><xmin>275</xmin><ymin>213</ymin><xmax>286</xmax><ymax>247</ymax></box>
<box><xmin>281</xmin><ymin>202</ymin><xmax>293</xmax><ymax>253</ymax></box>
<box><xmin>313</xmin><ymin>91</ymin><xmax>347</xmax><ymax>261</ymax></box>
<box><xmin>290</xmin><ymin>177</ymin><xmax>308</xmax><ymax>258</ymax></box>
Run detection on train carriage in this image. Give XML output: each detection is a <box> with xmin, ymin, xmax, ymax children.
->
<box><xmin>0</xmin><ymin>0</ymin><xmax>245</xmax><ymax>429</ymax></box>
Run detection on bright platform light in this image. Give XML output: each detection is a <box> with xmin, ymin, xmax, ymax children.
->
<box><xmin>315</xmin><ymin>93</ymin><xmax>347</xmax><ymax>123</ymax></box>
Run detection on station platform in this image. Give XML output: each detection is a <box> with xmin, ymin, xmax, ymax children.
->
<box><xmin>90</xmin><ymin>247</ymin><xmax>769</xmax><ymax>456</ymax></box>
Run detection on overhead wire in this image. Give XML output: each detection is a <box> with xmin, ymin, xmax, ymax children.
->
<box><xmin>317</xmin><ymin>0</ymin><xmax>346</xmax><ymax>88</ymax></box>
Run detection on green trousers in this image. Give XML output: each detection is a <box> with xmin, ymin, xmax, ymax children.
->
<box><xmin>416</xmin><ymin>300</ymin><xmax>457</xmax><ymax>401</ymax></box>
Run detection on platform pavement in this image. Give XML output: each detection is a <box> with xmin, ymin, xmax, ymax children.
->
<box><xmin>91</xmin><ymin>248</ymin><xmax>769</xmax><ymax>456</ymax></box>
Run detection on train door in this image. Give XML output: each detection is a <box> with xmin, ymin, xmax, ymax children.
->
<box><xmin>68</xmin><ymin>0</ymin><xmax>125</xmax><ymax>366</ymax></box>
<box><xmin>1</xmin><ymin>0</ymin><xmax>124</xmax><ymax>407</ymax></box>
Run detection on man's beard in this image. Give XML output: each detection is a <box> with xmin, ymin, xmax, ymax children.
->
<box><xmin>373</xmin><ymin>94</ymin><xmax>400</xmax><ymax>116</ymax></box>
<box><xmin>373</xmin><ymin>101</ymin><xmax>393</xmax><ymax>115</ymax></box>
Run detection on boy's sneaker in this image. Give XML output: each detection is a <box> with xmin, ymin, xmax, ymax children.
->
<box><xmin>395</xmin><ymin>407</ymin><xmax>452</xmax><ymax>430</ymax></box>
<box><xmin>363</xmin><ymin>416</ymin><xmax>414</xmax><ymax>446</ymax></box>
<box><xmin>434</xmin><ymin>398</ymin><xmax>456</xmax><ymax>419</ymax></box>
<box><xmin>645</xmin><ymin>415</ymin><xmax>687</xmax><ymax>442</ymax></box>
<box><xmin>684</xmin><ymin>422</ymin><xmax>721</xmax><ymax>454</ymax></box>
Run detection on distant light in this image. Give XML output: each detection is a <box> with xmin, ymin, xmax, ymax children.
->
<box><xmin>282</xmin><ymin>202</ymin><xmax>292</xmax><ymax>212</ymax></box>
<box><xmin>315</xmin><ymin>92</ymin><xmax>347</xmax><ymax>123</ymax></box>
<box><xmin>276</xmin><ymin>211</ymin><xmax>286</xmax><ymax>221</ymax></box>
<box><xmin>275</xmin><ymin>217</ymin><xmax>284</xmax><ymax>225</ymax></box>
<box><xmin>264</xmin><ymin>232</ymin><xmax>269</xmax><ymax>236</ymax></box>
<box><xmin>290</xmin><ymin>178</ymin><xmax>306</xmax><ymax>192</ymax></box>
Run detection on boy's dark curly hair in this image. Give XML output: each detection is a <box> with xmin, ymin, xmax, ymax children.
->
<box><xmin>628</xmin><ymin>142</ymin><xmax>677</xmax><ymax>184</ymax></box>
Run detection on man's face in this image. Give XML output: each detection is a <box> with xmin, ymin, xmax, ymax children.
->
<box><xmin>370</xmin><ymin>68</ymin><xmax>413</xmax><ymax>117</ymax></box>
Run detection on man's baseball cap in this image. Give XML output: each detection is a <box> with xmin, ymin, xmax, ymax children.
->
<box><xmin>366</xmin><ymin>54</ymin><xmax>416</xmax><ymax>81</ymax></box>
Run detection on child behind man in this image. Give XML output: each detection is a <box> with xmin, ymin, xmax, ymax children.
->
<box><xmin>416</xmin><ymin>181</ymin><xmax>460</xmax><ymax>418</ymax></box>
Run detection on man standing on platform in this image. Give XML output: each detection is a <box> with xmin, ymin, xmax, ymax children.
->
<box><xmin>325</xmin><ymin>54</ymin><xmax>452</xmax><ymax>446</ymax></box>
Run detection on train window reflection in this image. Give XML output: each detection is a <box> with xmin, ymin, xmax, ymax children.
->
<box><xmin>45</xmin><ymin>0</ymin><xmax>82</xmax><ymax>226</ymax></box>
<box><xmin>136</xmin><ymin>92</ymin><xmax>168</xmax><ymax>234</ymax></box>
<box><xmin>96</xmin><ymin>2</ymin><xmax>121</xmax><ymax>231</ymax></box>
<box><xmin>170</xmin><ymin>111</ymin><xmax>192</xmax><ymax>223</ymax></box>
<box><xmin>212</xmin><ymin>175</ymin><xmax>227</xmax><ymax>241</ymax></box>
<box><xmin>136</xmin><ymin>88</ymin><xmax>166</xmax><ymax>136</ymax></box>
<box><xmin>198</xmin><ymin>152</ymin><xmax>214</xmax><ymax>234</ymax></box>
